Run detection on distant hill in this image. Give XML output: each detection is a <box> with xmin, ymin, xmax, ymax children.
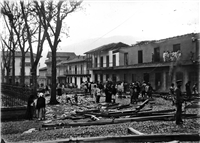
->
<box><xmin>60</xmin><ymin>35</ymin><xmax>136</xmax><ymax>55</ymax></box>
<box><xmin>40</xmin><ymin>35</ymin><xmax>136</xmax><ymax>67</ymax></box>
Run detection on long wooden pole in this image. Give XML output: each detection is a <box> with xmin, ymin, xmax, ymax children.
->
<box><xmin>39</xmin><ymin>133</ymin><xmax>200</xmax><ymax>143</ymax></box>
<box><xmin>42</xmin><ymin>114</ymin><xmax>174</xmax><ymax>128</ymax></box>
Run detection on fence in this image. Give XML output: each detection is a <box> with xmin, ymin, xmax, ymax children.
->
<box><xmin>1</xmin><ymin>83</ymin><xmax>31</xmax><ymax>107</ymax></box>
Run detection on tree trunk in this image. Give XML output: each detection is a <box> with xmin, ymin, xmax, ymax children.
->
<box><xmin>2</xmin><ymin>68</ymin><xmax>5</xmax><ymax>83</ymax></box>
<box><xmin>31</xmin><ymin>65</ymin><xmax>38</xmax><ymax>97</ymax></box>
<box><xmin>6</xmin><ymin>67</ymin><xmax>10</xmax><ymax>84</ymax></box>
<box><xmin>20</xmin><ymin>52</ymin><xmax>25</xmax><ymax>86</ymax></box>
<box><xmin>12</xmin><ymin>50</ymin><xmax>15</xmax><ymax>85</ymax></box>
<box><xmin>49</xmin><ymin>49</ymin><xmax>59</xmax><ymax>104</ymax></box>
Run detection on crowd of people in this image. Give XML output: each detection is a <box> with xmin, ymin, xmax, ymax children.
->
<box><xmin>163</xmin><ymin>50</ymin><xmax>182</xmax><ymax>62</ymax></box>
<box><xmin>79</xmin><ymin>80</ymin><xmax>154</xmax><ymax>104</ymax></box>
<box><xmin>26</xmin><ymin>79</ymin><xmax>198</xmax><ymax>126</ymax></box>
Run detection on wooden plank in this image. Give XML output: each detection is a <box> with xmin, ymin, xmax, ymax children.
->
<box><xmin>166</xmin><ymin>141</ymin><xmax>179</xmax><ymax>143</ymax></box>
<box><xmin>127</xmin><ymin>127</ymin><xmax>144</xmax><ymax>135</ymax></box>
<box><xmin>136</xmin><ymin>99</ymin><xmax>149</xmax><ymax>110</ymax></box>
<box><xmin>76</xmin><ymin>109</ymin><xmax>100</xmax><ymax>114</ymax></box>
<box><xmin>42</xmin><ymin>114</ymin><xmax>174</xmax><ymax>128</ymax></box>
<box><xmin>38</xmin><ymin>133</ymin><xmax>200</xmax><ymax>143</ymax></box>
<box><xmin>185</xmin><ymin>104</ymin><xmax>200</xmax><ymax>109</ymax></box>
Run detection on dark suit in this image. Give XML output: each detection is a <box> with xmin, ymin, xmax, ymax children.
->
<box><xmin>175</xmin><ymin>87</ymin><xmax>183</xmax><ymax>124</ymax></box>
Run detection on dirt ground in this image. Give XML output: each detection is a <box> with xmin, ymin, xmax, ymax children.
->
<box><xmin>1</xmin><ymin>94</ymin><xmax>200</xmax><ymax>142</ymax></box>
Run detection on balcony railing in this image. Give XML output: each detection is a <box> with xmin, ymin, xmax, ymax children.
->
<box><xmin>65</xmin><ymin>70</ymin><xmax>88</xmax><ymax>75</ymax></box>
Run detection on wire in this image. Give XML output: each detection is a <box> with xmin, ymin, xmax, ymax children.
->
<box><xmin>87</xmin><ymin>12</ymin><xmax>136</xmax><ymax>46</ymax></box>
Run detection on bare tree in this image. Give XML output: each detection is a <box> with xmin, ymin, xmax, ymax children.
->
<box><xmin>1</xmin><ymin>4</ymin><xmax>19</xmax><ymax>84</ymax></box>
<box><xmin>34</xmin><ymin>0</ymin><xmax>82</xmax><ymax>104</ymax></box>
<box><xmin>1</xmin><ymin>1</ymin><xmax>29</xmax><ymax>85</ymax></box>
<box><xmin>20</xmin><ymin>1</ymin><xmax>46</xmax><ymax>96</ymax></box>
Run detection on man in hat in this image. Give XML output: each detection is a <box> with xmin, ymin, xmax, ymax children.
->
<box><xmin>175</xmin><ymin>80</ymin><xmax>183</xmax><ymax>125</ymax></box>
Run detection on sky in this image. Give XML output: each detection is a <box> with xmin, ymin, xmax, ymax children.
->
<box><xmin>37</xmin><ymin>0</ymin><xmax>199</xmax><ymax>67</ymax></box>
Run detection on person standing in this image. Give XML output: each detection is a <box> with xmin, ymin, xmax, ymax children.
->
<box><xmin>185</xmin><ymin>81</ymin><xmax>191</xmax><ymax>100</ymax></box>
<box><xmin>25</xmin><ymin>94</ymin><xmax>35</xmax><ymax>120</ymax></box>
<box><xmin>57</xmin><ymin>83</ymin><xmax>63</xmax><ymax>102</ymax></box>
<box><xmin>175</xmin><ymin>80</ymin><xmax>183</xmax><ymax>125</ymax></box>
<box><xmin>36</xmin><ymin>92</ymin><xmax>46</xmax><ymax>120</ymax></box>
<box><xmin>192</xmin><ymin>83</ymin><xmax>198</xmax><ymax>96</ymax></box>
<box><xmin>169</xmin><ymin>83</ymin><xmax>175</xmax><ymax>105</ymax></box>
<box><xmin>105</xmin><ymin>82</ymin><xmax>112</xmax><ymax>103</ymax></box>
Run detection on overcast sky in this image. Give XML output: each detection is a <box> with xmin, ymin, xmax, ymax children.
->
<box><xmin>40</xmin><ymin>0</ymin><xmax>199</xmax><ymax>67</ymax></box>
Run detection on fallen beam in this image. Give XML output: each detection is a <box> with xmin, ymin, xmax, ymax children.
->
<box><xmin>38</xmin><ymin>133</ymin><xmax>200</xmax><ymax>143</ymax></box>
<box><xmin>89</xmin><ymin>108</ymin><xmax>152</xmax><ymax>118</ymax></box>
<box><xmin>107</xmin><ymin>109</ymin><xmax>175</xmax><ymax>118</ymax></box>
<box><xmin>76</xmin><ymin>109</ymin><xmax>100</xmax><ymax>115</ymax></box>
<box><xmin>136</xmin><ymin>99</ymin><xmax>149</xmax><ymax>110</ymax></box>
<box><xmin>185</xmin><ymin>104</ymin><xmax>200</xmax><ymax>109</ymax></box>
<box><xmin>42</xmin><ymin>114</ymin><xmax>174</xmax><ymax>128</ymax></box>
<box><xmin>127</xmin><ymin>127</ymin><xmax>144</xmax><ymax>135</ymax></box>
<box><xmin>166</xmin><ymin>141</ymin><xmax>179</xmax><ymax>143</ymax></box>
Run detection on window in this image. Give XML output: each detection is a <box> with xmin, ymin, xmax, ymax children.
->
<box><xmin>100</xmin><ymin>56</ymin><xmax>103</xmax><ymax>67</ymax></box>
<box><xmin>189</xmin><ymin>72</ymin><xmax>198</xmax><ymax>88</ymax></box>
<box><xmin>75</xmin><ymin>65</ymin><xmax>77</xmax><ymax>74</ymax></box>
<box><xmin>100</xmin><ymin>74</ymin><xmax>103</xmax><ymax>83</ymax></box>
<box><xmin>74</xmin><ymin>77</ymin><xmax>77</xmax><ymax>85</ymax></box>
<box><xmin>95</xmin><ymin>74</ymin><xmax>98</xmax><ymax>82</ymax></box>
<box><xmin>124</xmin><ymin>74</ymin><xmax>127</xmax><ymax>82</ymax></box>
<box><xmin>95</xmin><ymin>57</ymin><xmax>98</xmax><ymax>67</ymax></box>
<box><xmin>143</xmin><ymin>73</ymin><xmax>149</xmax><ymax>83</ymax></box>
<box><xmin>25</xmin><ymin>62</ymin><xmax>31</xmax><ymax>66</ymax></box>
<box><xmin>154</xmin><ymin>47</ymin><xmax>160</xmax><ymax>62</ymax></box>
<box><xmin>173</xmin><ymin>44</ymin><xmax>181</xmax><ymax>52</ymax></box>
<box><xmin>106</xmin><ymin>55</ymin><xmax>109</xmax><ymax>67</ymax></box>
<box><xmin>132</xmin><ymin>74</ymin><xmax>135</xmax><ymax>82</ymax></box>
<box><xmin>155</xmin><ymin>72</ymin><xmax>161</xmax><ymax>90</ymax></box>
<box><xmin>124</xmin><ymin>53</ymin><xmax>128</xmax><ymax>65</ymax></box>
<box><xmin>81</xmin><ymin>65</ymin><xmax>83</xmax><ymax>74</ymax></box>
<box><xmin>112</xmin><ymin>74</ymin><xmax>116</xmax><ymax>82</ymax></box>
<box><xmin>106</xmin><ymin>74</ymin><xmax>109</xmax><ymax>81</ymax></box>
<box><xmin>80</xmin><ymin>77</ymin><xmax>83</xmax><ymax>85</ymax></box>
<box><xmin>113</xmin><ymin>54</ymin><xmax>116</xmax><ymax>67</ymax></box>
<box><xmin>165</xmin><ymin>72</ymin><xmax>170</xmax><ymax>89</ymax></box>
<box><xmin>138</xmin><ymin>50</ymin><xmax>143</xmax><ymax>63</ymax></box>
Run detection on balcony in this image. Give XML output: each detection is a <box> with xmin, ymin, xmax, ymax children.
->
<box><xmin>46</xmin><ymin>72</ymin><xmax>52</xmax><ymax>77</ymax></box>
<box><xmin>89</xmin><ymin>63</ymin><xmax>114</xmax><ymax>70</ymax></box>
<box><xmin>64</xmin><ymin>70</ymin><xmax>91</xmax><ymax>77</ymax></box>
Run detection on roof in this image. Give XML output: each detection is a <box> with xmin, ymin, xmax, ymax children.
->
<box><xmin>46</xmin><ymin>52</ymin><xmax>76</xmax><ymax>59</ymax></box>
<box><xmin>57</xmin><ymin>56</ymin><xmax>86</xmax><ymax>66</ymax></box>
<box><xmin>132</xmin><ymin>33</ymin><xmax>199</xmax><ymax>47</ymax></box>
<box><xmin>39</xmin><ymin>67</ymin><xmax>47</xmax><ymax>71</ymax></box>
<box><xmin>63</xmin><ymin>56</ymin><xmax>86</xmax><ymax>64</ymax></box>
<box><xmin>2</xmin><ymin>51</ymin><xmax>37</xmax><ymax>57</ymax></box>
<box><xmin>84</xmin><ymin>42</ymin><xmax>129</xmax><ymax>54</ymax></box>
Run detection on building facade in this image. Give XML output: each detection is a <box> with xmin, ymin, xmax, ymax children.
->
<box><xmin>45</xmin><ymin>52</ymin><xmax>76</xmax><ymax>85</ymax></box>
<box><xmin>57</xmin><ymin>56</ymin><xmax>91</xmax><ymax>88</ymax></box>
<box><xmin>3</xmin><ymin>51</ymin><xmax>39</xmax><ymax>85</ymax></box>
<box><xmin>85</xmin><ymin>42</ymin><xmax>130</xmax><ymax>83</ymax></box>
<box><xmin>38</xmin><ymin>67</ymin><xmax>47</xmax><ymax>86</ymax></box>
<box><xmin>85</xmin><ymin>33</ymin><xmax>199</xmax><ymax>92</ymax></box>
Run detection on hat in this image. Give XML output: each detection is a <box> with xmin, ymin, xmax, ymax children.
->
<box><xmin>38</xmin><ymin>92</ymin><xmax>44</xmax><ymax>97</ymax></box>
<box><xmin>176</xmin><ymin>80</ymin><xmax>182</xmax><ymax>84</ymax></box>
